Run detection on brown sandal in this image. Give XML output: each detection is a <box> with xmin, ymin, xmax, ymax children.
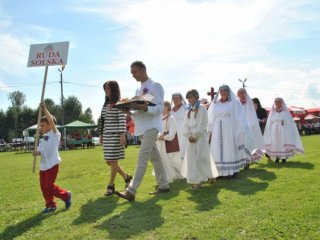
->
<box><xmin>124</xmin><ymin>174</ymin><xmax>133</xmax><ymax>188</ymax></box>
<box><xmin>104</xmin><ymin>184</ymin><xmax>115</xmax><ymax>196</ymax></box>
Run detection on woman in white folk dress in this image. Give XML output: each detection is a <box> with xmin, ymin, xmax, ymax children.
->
<box><xmin>156</xmin><ymin>101</ymin><xmax>183</xmax><ymax>183</ymax></box>
<box><xmin>264</xmin><ymin>97</ymin><xmax>304</xmax><ymax>163</ymax></box>
<box><xmin>208</xmin><ymin>85</ymin><xmax>253</xmax><ymax>177</ymax></box>
<box><xmin>182</xmin><ymin>89</ymin><xmax>218</xmax><ymax>189</ymax></box>
<box><xmin>237</xmin><ymin>88</ymin><xmax>265</xmax><ymax>168</ymax></box>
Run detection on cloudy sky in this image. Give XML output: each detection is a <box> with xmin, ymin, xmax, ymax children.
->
<box><xmin>1</xmin><ymin>0</ymin><xmax>320</xmax><ymax>122</ymax></box>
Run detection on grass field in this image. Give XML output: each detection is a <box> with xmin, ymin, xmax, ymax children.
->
<box><xmin>0</xmin><ymin>135</ymin><xmax>319</xmax><ymax>240</ymax></box>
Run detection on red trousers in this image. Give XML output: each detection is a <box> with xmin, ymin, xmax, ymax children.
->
<box><xmin>40</xmin><ymin>164</ymin><xmax>68</xmax><ymax>208</ymax></box>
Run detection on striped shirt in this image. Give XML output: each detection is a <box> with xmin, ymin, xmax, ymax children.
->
<box><xmin>99</xmin><ymin>105</ymin><xmax>126</xmax><ymax>135</ymax></box>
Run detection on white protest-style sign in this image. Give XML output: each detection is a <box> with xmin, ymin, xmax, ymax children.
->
<box><xmin>27</xmin><ymin>41</ymin><xmax>69</xmax><ymax>67</ymax></box>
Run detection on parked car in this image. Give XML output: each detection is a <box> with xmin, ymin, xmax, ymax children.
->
<box><xmin>24</xmin><ymin>137</ymin><xmax>35</xmax><ymax>143</ymax></box>
<box><xmin>91</xmin><ymin>137</ymin><xmax>101</xmax><ymax>146</ymax></box>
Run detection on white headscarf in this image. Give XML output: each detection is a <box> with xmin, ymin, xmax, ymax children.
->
<box><xmin>208</xmin><ymin>85</ymin><xmax>237</xmax><ymax>122</ymax></box>
<box><xmin>237</xmin><ymin>88</ymin><xmax>265</xmax><ymax>156</ymax></box>
<box><xmin>171</xmin><ymin>92</ymin><xmax>187</xmax><ymax>106</ymax></box>
<box><xmin>213</xmin><ymin>85</ymin><xmax>235</xmax><ymax>103</ymax></box>
<box><xmin>270</xmin><ymin>97</ymin><xmax>289</xmax><ymax>113</ymax></box>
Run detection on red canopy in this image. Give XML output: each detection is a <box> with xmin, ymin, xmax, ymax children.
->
<box><xmin>306</xmin><ymin>108</ymin><xmax>320</xmax><ymax>114</ymax></box>
<box><xmin>287</xmin><ymin>106</ymin><xmax>306</xmax><ymax>116</ymax></box>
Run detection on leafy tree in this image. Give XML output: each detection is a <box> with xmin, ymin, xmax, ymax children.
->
<box><xmin>5</xmin><ymin>107</ymin><xmax>18</xmax><ymax>141</ymax></box>
<box><xmin>8</xmin><ymin>91</ymin><xmax>26</xmax><ymax>110</ymax></box>
<box><xmin>1</xmin><ymin>93</ymin><xmax>99</xmax><ymax>141</ymax></box>
<box><xmin>44</xmin><ymin>98</ymin><xmax>57</xmax><ymax>115</ymax></box>
<box><xmin>63</xmin><ymin>96</ymin><xmax>82</xmax><ymax>124</ymax></box>
<box><xmin>79</xmin><ymin>108</ymin><xmax>94</xmax><ymax>123</ymax></box>
<box><xmin>0</xmin><ymin>110</ymin><xmax>7</xmax><ymax>141</ymax></box>
<box><xmin>18</xmin><ymin>106</ymin><xmax>37</xmax><ymax>132</ymax></box>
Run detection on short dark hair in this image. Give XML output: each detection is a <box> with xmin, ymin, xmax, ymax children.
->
<box><xmin>130</xmin><ymin>61</ymin><xmax>146</xmax><ymax>70</ymax></box>
<box><xmin>103</xmin><ymin>81</ymin><xmax>121</xmax><ymax>105</ymax></box>
<box><xmin>186</xmin><ymin>89</ymin><xmax>199</xmax><ymax>100</ymax></box>
<box><xmin>40</xmin><ymin>115</ymin><xmax>57</xmax><ymax>125</ymax></box>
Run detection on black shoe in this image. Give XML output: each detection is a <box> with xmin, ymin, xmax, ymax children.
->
<box><xmin>115</xmin><ymin>190</ymin><xmax>135</xmax><ymax>201</ymax></box>
<box><xmin>244</xmin><ymin>163</ymin><xmax>250</xmax><ymax>170</ymax></box>
<box><xmin>41</xmin><ymin>207</ymin><xmax>56</xmax><ymax>214</ymax></box>
<box><xmin>104</xmin><ymin>184</ymin><xmax>115</xmax><ymax>196</ymax></box>
<box><xmin>149</xmin><ymin>188</ymin><xmax>170</xmax><ymax>195</ymax></box>
<box><xmin>282</xmin><ymin>159</ymin><xmax>287</xmax><ymax>163</ymax></box>
<box><xmin>65</xmin><ymin>191</ymin><xmax>72</xmax><ymax>209</ymax></box>
<box><xmin>275</xmin><ymin>158</ymin><xmax>280</xmax><ymax>163</ymax></box>
<box><xmin>124</xmin><ymin>174</ymin><xmax>133</xmax><ymax>188</ymax></box>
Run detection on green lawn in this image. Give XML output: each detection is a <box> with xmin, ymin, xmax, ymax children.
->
<box><xmin>0</xmin><ymin>135</ymin><xmax>319</xmax><ymax>239</ymax></box>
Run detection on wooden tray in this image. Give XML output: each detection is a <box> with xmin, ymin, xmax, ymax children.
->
<box><xmin>113</xmin><ymin>100</ymin><xmax>156</xmax><ymax>109</ymax></box>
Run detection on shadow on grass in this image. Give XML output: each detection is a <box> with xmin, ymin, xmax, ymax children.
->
<box><xmin>222</xmin><ymin>168</ymin><xmax>277</xmax><ymax>195</ymax></box>
<box><xmin>0</xmin><ymin>211</ymin><xmax>56</xmax><ymax>239</ymax></box>
<box><xmin>186</xmin><ymin>185</ymin><xmax>221</xmax><ymax>211</ymax></box>
<box><xmin>96</xmin><ymin>180</ymin><xmax>182</xmax><ymax>239</ymax></box>
<box><xmin>186</xmin><ymin>168</ymin><xmax>277</xmax><ymax>211</ymax></box>
<box><xmin>73</xmin><ymin>197</ymin><xmax>119</xmax><ymax>225</ymax></box>
<box><xmin>259</xmin><ymin>160</ymin><xmax>314</xmax><ymax>170</ymax></box>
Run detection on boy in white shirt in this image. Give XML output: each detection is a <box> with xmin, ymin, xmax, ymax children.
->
<box><xmin>33</xmin><ymin>102</ymin><xmax>71</xmax><ymax>213</ymax></box>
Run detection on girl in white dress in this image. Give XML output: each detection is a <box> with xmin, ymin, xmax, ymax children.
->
<box><xmin>171</xmin><ymin>93</ymin><xmax>188</xmax><ymax>160</ymax></box>
<box><xmin>208</xmin><ymin>85</ymin><xmax>253</xmax><ymax>177</ymax></box>
<box><xmin>264</xmin><ymin>98</ymin><xmax>304</xmax><ymax>162</ymax></box>
<box><xmin>156</xmin><ymin>101</ymin><xmax>183</xmax><ymax>182</ymax></box>
<box><xmin>182</xmin><ymin>89</ymin><xmax>218</xmax><ymax>189</ymax></box>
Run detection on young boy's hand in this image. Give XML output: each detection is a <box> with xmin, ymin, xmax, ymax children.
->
<box><xmin>40</xmin><ymin>102</ymin><xmax>46</xmax><ymax>111</ymax></box>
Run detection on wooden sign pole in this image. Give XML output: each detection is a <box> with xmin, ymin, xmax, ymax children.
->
<box><xmin>32</xmin><ymin>65</ymin><xmax>49</xmax><ymax>173</ymax></box>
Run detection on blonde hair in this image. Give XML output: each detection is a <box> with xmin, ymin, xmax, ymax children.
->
<box><xmin>164</xmin><ymin>101</ymin><xmax>171</xmax><ymax>111</ymax></box>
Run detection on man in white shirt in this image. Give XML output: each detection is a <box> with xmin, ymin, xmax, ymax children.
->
<box><xmin>116</xmin><ymin>61</ymin><xmax>170</xmax><ymax>201</ymax></box>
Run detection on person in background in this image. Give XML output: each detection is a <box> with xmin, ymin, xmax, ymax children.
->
<box><xmin>252</xmin><ymin>98</ymin><xmax>268</xmax><ymax>134</ymax></box>
<box><xmin>99</xmin><ymin>81</ymin><xmax>132</xmax><ymax>196</ymax></box>
<box><xmin>263</xmin><ymin>97</ymin><xmax>304</xmax><ymax>163</ymax></box>
<box><xmin>200</xmin><ymin>97</ymin><xmax>210</xmax><ymax>109</ymax></box>
<box><xmin>171</xmin><ymin>92</ymin><xmax>188</xmax><ymax>160</ymax></box>
<box><xmin>182</xmin><ymin>89</ymin><xmax>218</xmax><ymax>189</ymax></box>
<box><xmin>237</xmin><ymin>88</ymin><xmax>264</xmax><ymax>169</ymax></box>
<box><xmin>252</xmin><ymin>97</ymin><xmax>271</xmax><ymax>161</ymax></box>
<box><xmin>156</xmin><ymin>101</ymin><xmax>183</xmax><ymax>183</ymax></box>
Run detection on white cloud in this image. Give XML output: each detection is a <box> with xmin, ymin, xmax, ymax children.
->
<box><xmin>73</xmin><ymin>0</ymin><xmax>320</xmax><ymax>115</ymax></box>
<box><xmin>0</xmin><ymin>77</ymin><xmax>11</xmax><ymax>92</ymax></box>
<box><xmin>2</xmin><ymin>0</ymin><xmax>319</xmax><ymax>120</ymax></box>
<box><xmin>0</xmin><ymin>34</ymin><xmax>28</xmax><ymax>75</ymax></box>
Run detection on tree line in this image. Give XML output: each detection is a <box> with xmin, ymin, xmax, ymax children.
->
<box><xmin>0</xmin><ymin>91</ymin><xmax>94</xmax><ymax>142</ymax></box>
